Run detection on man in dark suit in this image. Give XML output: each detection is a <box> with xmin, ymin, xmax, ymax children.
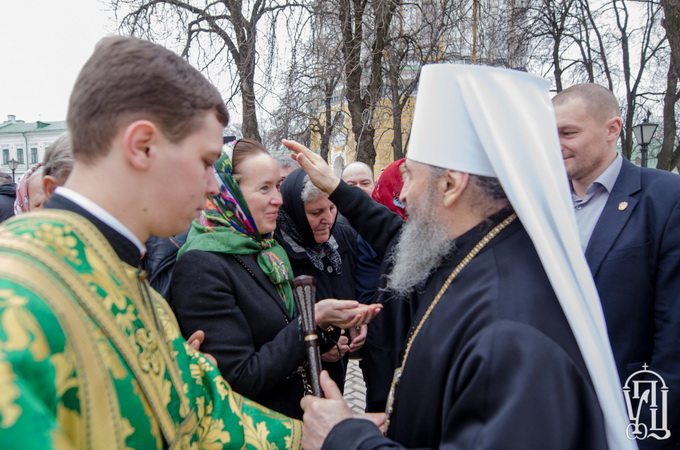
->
<box><xmin>554</xmin><ymin>83</ymin><xmax>680</xmax><ymax>449</ymax></box>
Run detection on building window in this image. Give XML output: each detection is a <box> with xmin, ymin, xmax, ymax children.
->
<box><xmin>16</xmin><ymin>149</ymin><xmax>24</xmax><ymax>165</ymax></box>
<box><xmin>2</xmin><ymin>149</ymin><xmax>8</xmax><ymax>164</ymax></box>
<box><xmin>30</xmin><ymin>148</ymin><xmax>38</xmax><ymax>164</ymax></box>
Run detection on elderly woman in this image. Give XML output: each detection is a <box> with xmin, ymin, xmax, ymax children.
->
<box><xmin>169</xmin><ymin>139</ymin><xmax>379</xmax><ymax>419</ymax></box>
<box><xmin>275</xmin><ymin>168</ymin><xmax>367</xmax><ymax>390</ymax></box>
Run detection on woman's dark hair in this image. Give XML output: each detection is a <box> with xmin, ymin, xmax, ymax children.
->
<box><xmin>232</xmin><ymin>139</ymin><xmax>270</xmax><ymax>179</ymax></box>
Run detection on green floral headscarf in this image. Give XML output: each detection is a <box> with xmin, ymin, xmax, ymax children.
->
<box><xmin>178</xmin><ymin>147</ymin><xmax>296</xmax><ymax>317</ymax></box>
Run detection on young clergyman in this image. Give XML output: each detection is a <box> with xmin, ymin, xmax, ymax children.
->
<box><xmin>0</xmin><ymin>36</ymin><xmax>303</xmax><ymax>448</ymax></box>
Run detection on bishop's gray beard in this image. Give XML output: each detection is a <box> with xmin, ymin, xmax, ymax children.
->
<box><xmin>385</xmin><ymin>184</ymin><xmax>454</xmax><ymax>297</ymax></box>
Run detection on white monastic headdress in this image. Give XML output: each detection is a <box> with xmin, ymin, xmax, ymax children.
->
<box><xmin>408</xmin><ymin>64</ymin><xmax>634</xmax><ymax>450</ymax></box>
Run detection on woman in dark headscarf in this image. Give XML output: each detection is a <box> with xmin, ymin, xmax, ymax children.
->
<box><xmin>275</xmin><ymin>168</ymin><xmax>368</xmax><ymax>390</ymax></box>
<box><xmin>170</xmin><ymin>140</ymin><xmax>379</xmax><ymax>419</ymax></box>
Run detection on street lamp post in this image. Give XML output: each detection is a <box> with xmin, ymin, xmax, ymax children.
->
<box><xmin>632</xmin><ymin>117</ymin><xmax>658</xmax><ymax>168</ymax></box>
<box><xmin>7</xmin><ymin>158</ymin><xmax>19</xmax><ymax>183</ymax></box>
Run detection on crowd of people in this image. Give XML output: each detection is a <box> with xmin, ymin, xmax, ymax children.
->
<box><xmin>0</xmin><ymin>35</ymin><xmax>678</xmax><ymax>450</ymax></box>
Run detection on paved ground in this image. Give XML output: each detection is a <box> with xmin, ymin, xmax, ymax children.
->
<box><xmin>343</xmin><ymin>358</ymin><xmax>367</xmax><ymax>413</ymax></box>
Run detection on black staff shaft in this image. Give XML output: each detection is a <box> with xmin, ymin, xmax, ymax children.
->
<box><xmin>292</xmin><ymin>275</ymin><xmax>323</xmax><ymax>397</ymax></box>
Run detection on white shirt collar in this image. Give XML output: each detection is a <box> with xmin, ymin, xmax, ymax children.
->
<box><xmin>54</xmin><ymin>186</ymin><xmax>146</xmax><ymax>255</ymax></box>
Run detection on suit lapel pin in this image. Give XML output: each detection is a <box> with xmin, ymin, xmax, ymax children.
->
<box><xmin>618</xmin><ymin>201</ymin><xmax>628</xmax><ymax>211</ymax></box>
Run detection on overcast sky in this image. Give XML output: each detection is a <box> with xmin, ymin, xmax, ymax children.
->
<box><xmin>0</xmin><ymin>0</ymin><xmax>117</xmax><ymax>123</ymax></box>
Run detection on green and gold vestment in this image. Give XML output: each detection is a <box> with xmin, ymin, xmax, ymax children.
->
<box><xmin>0</xmin><ymin>209</ymin><xmax>302</xmax><ymax>449</ymax></box>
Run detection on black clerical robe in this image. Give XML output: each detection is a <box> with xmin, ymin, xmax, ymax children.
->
<box><xmin>321</xmin><ymin>195</ymin><xmax>608</xmax><ymax>449</ymax></box>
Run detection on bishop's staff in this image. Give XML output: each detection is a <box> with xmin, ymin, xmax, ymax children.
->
<box><xmin>292</xmin><ymin>274</ymin><xmax>323</xmax><ymax>397</ymax></box>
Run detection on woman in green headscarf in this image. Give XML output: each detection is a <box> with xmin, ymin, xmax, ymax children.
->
<box><xmin>169</xmin><ymin>139</ymin><xmax>380</xmax><ymax>419</ymax></box>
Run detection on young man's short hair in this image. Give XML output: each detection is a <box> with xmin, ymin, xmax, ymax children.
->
<box><xmin>68</xmin><ymin>36</ymin><xmax>229</xmax><ymax>163</ymax></box>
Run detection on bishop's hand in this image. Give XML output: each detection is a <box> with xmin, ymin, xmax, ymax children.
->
<box><xmin>282</xmin><ymin>139</ymin><xmax>341</xmax><ymax>195</ymax></box>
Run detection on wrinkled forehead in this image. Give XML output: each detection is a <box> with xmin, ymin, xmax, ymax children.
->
<box><xmin>303</xmin><ymin>191</ymin><xmax>332</xmax><ymax>207</ymax></box>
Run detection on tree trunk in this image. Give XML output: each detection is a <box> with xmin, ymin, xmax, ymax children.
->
<box><xmin>662</xmin><ymin>0</ymin><xmax>680</xmax><ymax>171</ymax></box>
<box><xmin>391</xmin><ymin>106</ymin><xmax>405</xmax><ymax>161</ymax></box>
<box><xmin>657</xmin><ymin>53</ymin><xmax>678</xmax><ymax>170</ymax></box>
<box><xmin>338</xmin><ymin>0</ymin><xmax>397</xmax><ymax>168</ymax></box>
<box><xmin>553</xmin><ymin>33</ymin><xmax>564</xmax><ymax>92</ymax></box>
<box><xmin>240</xmin><ymin>66</ymin><xmax>261</xmax><ymax>141</ymax></box>
<box><xmin>663</xmin><ymin>0</ymin><xmax>680</xmax><ymax>77</ymax></box>
<box><xmin>320</xmin><ymin>95</ymin><xmax>334</xmax><ymax>162</ymax></box>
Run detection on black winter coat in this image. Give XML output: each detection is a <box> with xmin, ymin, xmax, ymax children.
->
<box><xmin>0</xmin><ymin>182</ymin><xmax>16</xmax><ymax>223</ymax></box>
<box><xmin>170</xmin><ymin>249</ymin><xmax>309</xmax><ymax>419</ymax></box>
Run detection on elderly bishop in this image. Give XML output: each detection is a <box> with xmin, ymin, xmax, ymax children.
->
<box><xmin>287</xmin><ymin>65</ymin><xmax>634</xmax><ymax>450</ymax></box>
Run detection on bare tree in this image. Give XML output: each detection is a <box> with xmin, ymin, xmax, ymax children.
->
<box><xmin>111</xmin><ymin>0</ymin><xmax>305</xmax><ymax>142</ymax></box>
<box><xmin>267</xmin><ymin>4</ymin><xmax>349</xmax><ymax>161</ymax></box>
<box><xmin>276</xmin><ymin>0</ymin><xmax>534</xmax><ymax>168</ymax></box>
<box><xmin>657</xmin><ymin>51</ymin><xmax>680</xmax><ymax>171</ymax></box>
<box><xmin>526</xmin><ymin>0</ymin><xmax>666</xmax><ymax>162</ymax></box>
<box><xmin>525</xmin><ymin>0</ymin><xmax>579</xmax><ymax>91</ymax></box>
<box><xmin>383</xmin><ymin>37</ymin><xmax>419</xmax><ymax>162</ymax></box>
<box><xmin>611</xmin><ymin>0</ymin><xmax>666</xmax><ymax>159</ymax></box>
<box><xmin>375</xmin><ymin>0</ymin><xmax>529</xmax><ymax>163</ymax></box>
<box><xmin>268</xmin><ymin>60</ymin><xmax>346</xmax><ymax>161</ymax></box>
<box><xmin>472</xmin><ymin>0</ymin><xmax>532</xmax><ymax>69</ymax></box>
<box><xmin>663</xmin><ymin>0</ymin><xmax>680</xmax><ymax>75</ymax></box>
<box><xmin>334</xmin><ymin>0</ymin><xmax>400</xmax><ymax>167</ymax></box>
<box><xmin>381</xmin><ymin>1</ymin><xmax>465</xmax><ymax>161</ymax></box>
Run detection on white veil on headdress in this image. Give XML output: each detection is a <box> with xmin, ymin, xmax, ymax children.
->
<box><xmin>408</xmin><ymin>64</ymin><xmax>634</xmax><ymax>450</ymax></box>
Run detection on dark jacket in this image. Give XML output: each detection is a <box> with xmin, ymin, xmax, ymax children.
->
<box><xmin>355</xmin><ymin>236</ymin><xmax>381</xmax><ymax>304</ymax></box>
<box><xmin>0</xmin><ymin>183</ymin><xmax>16</xmax><ymax>223</ymax></box>
<box><xmin>329</xmin><ymin>182</ymin><xmax>407</xmax><ymax>412</ymax></box>
<box><xmin>586</xmin><ymin>158</ymin><xmax>680</xmax><ymax>449</ymax></box>
<box><xmin>143</xmin><ymin>230</ymin><xmax>188</xmax><ymax>299</ymax></box>
<box><xmin>170</xmin><ymin>249</ymin><xmax>309</xmax><ymax>419</ymax></box>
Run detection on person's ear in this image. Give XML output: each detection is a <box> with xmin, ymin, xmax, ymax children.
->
<box><xmin>606</xmin><ymin>116</ymin><xmax>623</xmax><ymax>142</ymax></box>
<box><xmin>42</xmin><ymin>175</ymin><xmax>61</xmax><ymax>199</ymax></box>
<box><xmin>442</xmin><ymin>170</ymin><xmax>469</xmax><ymax>207</ymax></box>
<box><xmin>122</xmin><ymin>120</ymin><xmax>158</xmax><ymax>170</ymax></box>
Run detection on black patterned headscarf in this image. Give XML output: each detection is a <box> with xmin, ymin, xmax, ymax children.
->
<box><xmin>275</xmin><ymin>168</ymin><xmax>343</xmax><ymax>274</ymax></box>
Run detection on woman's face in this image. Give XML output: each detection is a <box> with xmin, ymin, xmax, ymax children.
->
<box><xmin>304</xmin><ymin>193</ymin><xmax>337</xmax><ymax>244</ymax></box>
<box><xmin>237</xmin><ymin>153</ymin><xmax>282</xmax><ymax>234</ymax></box>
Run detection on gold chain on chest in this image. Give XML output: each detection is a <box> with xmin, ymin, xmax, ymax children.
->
<box><xmin>383</xmin><ymin>213</ymin><xmax>517</xmax><ymax>434</ymax></box>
